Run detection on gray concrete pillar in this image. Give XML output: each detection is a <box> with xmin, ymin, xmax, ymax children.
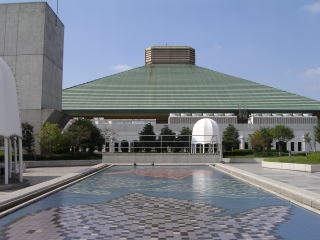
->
<box><xmin>8</xmin><ymin>138</ymin><xmax>12</xmax><ymax>178</ymax></box>
<box><xmin>19</xmin><ymin>137</ymin><xmax>23</xmax><ymax>183</ymax></box>
<box><xmin>4</xmin><ymin>137</ymin><xmax>9</xmax><ymax>185</ymax></box>
<box><xmin>14</xmin><ymin>138</ymin><xmax>18</xmax><ymax>174</ymax></box>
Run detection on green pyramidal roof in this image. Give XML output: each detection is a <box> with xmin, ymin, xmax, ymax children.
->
<box><xmin>62</xmin><ymin>64</ymin><xmax>320</xmax><ymax>114</ymax></box>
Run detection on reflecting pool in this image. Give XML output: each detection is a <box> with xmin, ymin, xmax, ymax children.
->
<box><xmin>0</xmin><ymin>166</ymin><xmax>320</xmax><ymax>239</ymax></box>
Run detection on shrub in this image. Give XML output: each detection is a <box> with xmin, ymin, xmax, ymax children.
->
<box><xmin>132</xmin><ymin>140</ymin><xmax>142</xmax><ymax>153</ymax></box>
<box><xmin>120</xmin><ymin>140</ymin><xmax>129</xmax><ymax>152</ymax></box>
<box><xmin>158</xmin><ymin>126</ymin><xmax>176</xmax><ymax>152</ymax></box>
<box><xmin>271</xmin><ymin>125</ymin><xmax>294</xmax><ymax>153</ymax></box>
<box><xmin>22</xmin><ymin>122</ymin><xmax>35</xmax><ymax>154</ymax></box>
<box><xmin>0</xmin><ymin>152</ymin><xmax>102</xmax><ymax>161</ymax></box>
<box><xmin>40</xmin><ymin>123</ymin><xmax>67</xmax><ymax>153</ymax></box>
<box><xmin>222</xmin><ymin>124</ymin><xmax>240</xmax><ymax>151</ymax></box>
<box><xmin>307</xmin><ymin>152</ymin><xmax>320</xmax><ymax>161</ymax></box>
<box><xmin>249</xmin><ymin>128</ymin><xmax>273</xmax><ymax>152</ymax></box>
<box><xmin>223</xmin><ymin>149</ymin><xmax>253</xmax><ymax>156</ymax></box>
<box><xmin>65</xmin><ymin>119</ymin><xmax>104</xmax><ymax>152</ymax></box>
<box><xmin>174</xmin><ymin>127</ymin><xmax>192</xmax><ymax>153</ymax></box>
<box><xmin>139</xmin><ymin>123</ymin><xmax>156</xmax><ymax>152</ymax></box>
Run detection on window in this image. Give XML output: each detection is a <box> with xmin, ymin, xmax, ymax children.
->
<box><xmin>298</xmin><ymin>142</ymin><xmax>302</xmax><ymax>152</ymax></box>
<box><xmin>291</xmin><ymin>142</ymin><xmax>295</xmax><ymax>152</ymax></box>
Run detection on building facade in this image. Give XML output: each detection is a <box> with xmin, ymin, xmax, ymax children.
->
<box><xmin>0</xmin><ymin>2</ymin><xmax>68</xmax><ymax>152</ymax></box>
<box><xmin>62</xmin><ymin>46</ymin><xmax>320</xmax><ymax>153</ymax></box>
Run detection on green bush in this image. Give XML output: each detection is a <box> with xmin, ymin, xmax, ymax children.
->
<box><xmin>0</xmin><ymin>152</ymin><xmax>102</xmax><ymax>161</ymax></box>
<box><xmin>223</xmin><ymin>149</ymin><xmax>253</xmax><ymax>156</ymax></box>
<box><xmin>254</xmin><ymin>151</ymin><xmax>283</xmax><ymax>157</ymax></box>
<box><xmin>307</xmin><ymin>152</ymin><xmax>320</xmax><ymax>161</ymax></box>
<box><xmin>120</xmin><ymin>140</ymin><xmax>129</xmax><ymax>152</ymax></box>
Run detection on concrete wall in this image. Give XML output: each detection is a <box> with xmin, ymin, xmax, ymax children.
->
<box><xmin>0</xmin><ymin>2</ymin><xmax>66</xmax><ymax>153</ymax></box>
<box><xmin>102</xmin><ymin>153</ymin><xmax>221</xmax><ymax>164</ymax></box>
<box><xmin>25</xmin><ymin>160</ymin><xmax>102</xmax><ymax>168</ymax></box>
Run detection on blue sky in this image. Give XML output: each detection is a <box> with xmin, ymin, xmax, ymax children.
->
<box><xmin>2</xmin><ymin>0</ymin><xmax>320</xmax><ymax>100</ymax></box>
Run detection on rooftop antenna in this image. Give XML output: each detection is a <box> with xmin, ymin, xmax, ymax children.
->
<box><xmin>55</xmin><ymin>0</ymin><xmax>59</xmax><ymax>26</ymax></box>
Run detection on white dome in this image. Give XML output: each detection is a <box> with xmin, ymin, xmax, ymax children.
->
<box><xmin>0</xmin><ymin>57</ymin><xmax>22</xmax><ymax>137</ymax></box>
<box><xmin>192</xmin><ymin>118</ymin><xmax>220</xmax><ymax>144</ymax></box>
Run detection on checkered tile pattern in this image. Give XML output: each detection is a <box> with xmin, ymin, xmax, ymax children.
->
<box><xmin>106</xmin><ymin>169</ymin><xmax>213</xmax><ymax>180</ymax></box>
<box><xmin>2</xmin><ymin>193</ymin><xmax>290</xmax><ymax>240</ymax></box>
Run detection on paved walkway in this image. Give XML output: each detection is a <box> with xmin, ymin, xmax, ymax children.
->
<box><xmin>0</xmin><ymin>166</ymin><xmax>90</xmax><ymax>194</ymax></box>
<box><xmin>228</xmin><ymin>163</ymin><xmax>320</xmax><ymax>195</ymax></box>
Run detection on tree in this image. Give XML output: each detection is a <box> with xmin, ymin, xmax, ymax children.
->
<box><xmin>158</xmin><ymin>126</ymin><xmax>176</xmax><ymax>152</ymax></box>
<box><xmin>132</xmin><ymin>140</ymin><xmax>141</xmax><ymax>152</ymax></box>
<box><xmin>222</xmin><ymin>124</ymin><xmax>240</xmax><ymax>151</ymax></box>
<box><xmin>22</xmin><ymin>122</ymin><xmax>35</xmax><ymax>154</ymax></box>
<box><xmin>139</xmin><ymin>123</ymin><xmax>156</xmax><ymax>152</ymax></box>
<box><xmin>304</xmin><ymin>133</ymin><xmax>313</xmax><ymax>153</ymax></box>
<box><xmin>174</xmin><ymin>127</ymin><xmax>192</xmax><ymax>152</ymax></box>
<box><xmin>66</xmin><ymin>119</ymin><xmax>104</xmax><ymax>152</ymax></box>
<box><xmin>120</xmin><ymin>140</ymin><xmax>129</xmax><ymax>152</ymax></box>
<box><xmin>249</xmin><ymin>128</ymin><xmax>273</xmax><ymax>152</ymax></box>
<box><xmin>40</xmin><ymin>123</ymin><xmax>67</xmax><ymax>153</ymax></box>
<box><xmin>271</xmin><ymin>125</ymin><xmax>294</xmax><ymax>154</ymax></box>
<box><xmin>315</xmin><ymin>120</ymin><xmax>320</xmax><ymax>146</ymax></box>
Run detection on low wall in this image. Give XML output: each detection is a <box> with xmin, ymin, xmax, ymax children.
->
<box><xmin>102</xmin><ymin>153</ymin><xmax>220</xmax><ymax>164</ymax></box>
<box><xmin>262</xmin><ymin>160</ymin><xmax>320</xmax><ymax>173</ymax></box>
<box><xmin>25</xmin><ymin>160</ymin><xmax>102</xmax><ymax>168</ymax></box>
<box><xmin>223</xmin><ymin>158</ymin><xmax>263</xmax><ymax>163</ymax></box>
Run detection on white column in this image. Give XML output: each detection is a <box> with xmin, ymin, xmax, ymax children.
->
<box><xmin>14</xmin><ymin>137</ymin><xmax>18</xmax><ymax>174</ymax></box>
<box><xmin>302</xmin><ymin>135</ymin><xmax>306</xmax><ymax>152</ymax></box>
<box><xmin>239</xmin><ymin>136</ymin><xmax>245</xmax><ymax>150</ymax></box>
<box><xmin>129</xmin><ymin>141</ymin><xmax>131</xmax><ymax>152</ymax></box>
<box><xmin>8</xmin><ymin>138</ymin><xmax>12</xmax><ymax>178</ymax></box>
<box><xmin>202</xmin><ymin>144</ymin><xmax>205</xmax><ymax>154</ymax></box>
<box><xmin>4</xmin><ymin>137</ymin><xmax>9</xmax><ymax>185</ymax></box>
<box><xmin>109</xmin><ymin>140</ymin><xmax>114</xmax><ymax>153</ymax></box>
<box><xmin>19</xmin><ymin>137</ymin><xmax>23</xmax><ymax>183</ymax></box>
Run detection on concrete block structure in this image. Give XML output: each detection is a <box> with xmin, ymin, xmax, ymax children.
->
<box><xmin>0</xmin><ymin>2</ymin><xmax>68</xmax><ymax>153</ymax></box>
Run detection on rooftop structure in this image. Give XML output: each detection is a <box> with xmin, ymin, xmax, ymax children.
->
<box><xmin>145</xmin><ymin>46</ymin><xmax>195</xmax><ymax>65</ymax></box>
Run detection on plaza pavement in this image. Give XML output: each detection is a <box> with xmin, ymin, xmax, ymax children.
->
<box><xmin>227</xmin><ymin>163</ymin><xmax>320</xmax><ymax>195</ymax></box>
<box><xmin>0</xmin><ymin>166</ymin><xmax>89</xmax><ymax>195</ymax></box>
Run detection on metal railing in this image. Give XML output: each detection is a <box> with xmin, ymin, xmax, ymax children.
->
<box><xmin>102</xmin><ymin>135</ymin><xmax>220</xmax><ymax>155</ymax></box>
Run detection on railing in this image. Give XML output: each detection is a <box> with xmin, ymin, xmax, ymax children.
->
<box><xmin>102</xmin><ymin>135</ymin><xmax>220</xmax><ymax>155</ymax></box>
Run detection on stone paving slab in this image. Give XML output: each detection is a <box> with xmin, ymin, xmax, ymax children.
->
<box><xmin>214</xmin><ymin>163</ymin><xmax>320</xmax><ymax>213</ymax></box>
<box><xmin>228</xmin><ymin>163</ymin><xmax>320</xmax><ymax>194</ymax></box>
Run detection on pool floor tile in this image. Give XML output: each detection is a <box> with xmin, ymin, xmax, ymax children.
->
<box><xmin>1</xmin><ymin>192</ymin><xmax>290</xmax><ymax>240</ymax></box>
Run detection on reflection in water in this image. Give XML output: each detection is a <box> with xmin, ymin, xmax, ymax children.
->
<box><xmin>192</xmin><ymin>171</ymin><xmax>211</xmax><ymax>194</ymax></box>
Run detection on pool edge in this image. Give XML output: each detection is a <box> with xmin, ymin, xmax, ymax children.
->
<box><xmin>0</xmin><ymin>163</ymin><xmax>112</xmax><ymax>217</ymax></box>
<box><xmin>212</xmin><ymin>163</ymin><xmax>320</xmax><ymax>215</ymax></box>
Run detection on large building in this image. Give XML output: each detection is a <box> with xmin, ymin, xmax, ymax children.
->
<box><xmin>62</xmin><ymin>46</ymin><xmax>320</xmax><ymax>152</ymax></box>
<box><xmin>0</xmin><ymin>2</ymin><xmax>67</xmax><ymax>152</ymax></box>
<box><xmin>1</xmin><ymin>2</ymin><xmax>319</xmax><ymax>154</ymax></box>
